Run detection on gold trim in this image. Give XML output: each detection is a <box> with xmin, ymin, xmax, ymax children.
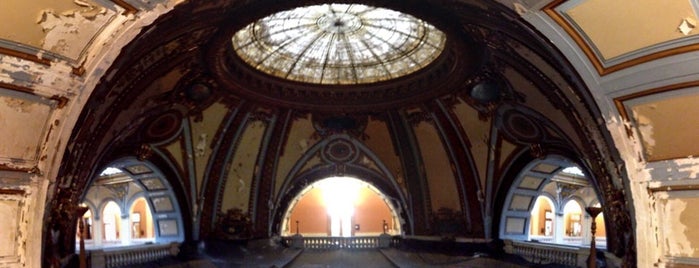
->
<box><xmin>109</xmin><ymin>0</ymin><xmax>138</xmax><ymax>15</ymax></box>
<box><xmin>0</xmin><ymin>47</ymin><xmax>51</xmax><ymax>66</ymax></box>
<box><xmin>543</xmin><ymin>1</ymin><xmax>699</xmax><ymax>75</ymax></box>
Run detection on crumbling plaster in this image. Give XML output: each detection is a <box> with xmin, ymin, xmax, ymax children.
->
<box><xmin>513</xmin><ymin>2</ymin><xmax>699</xmax><ymax>265</ymax></box>
<box><xmin>0</xmin><ymin>1</ymin><xmax>180</xmax><ymax>267</ymax></box>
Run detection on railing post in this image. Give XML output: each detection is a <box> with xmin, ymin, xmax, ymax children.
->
<box><xmin>379</xmin><ymin>233</ymin><xmax>391</xmax><ymax>248</ymax></box>
<box><xmin>291</xmin><ymin>234</ymin><xmax>304</xmax><ymax>249</ymax></box>
<box><xmin>90</xmin><ymin>249</ymin><xmax>105</xmax><ymax>268</ymax></box>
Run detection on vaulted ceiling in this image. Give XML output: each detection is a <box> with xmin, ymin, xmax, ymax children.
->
<box><xmin>2</xmin><ymin>0</ymin><xmax>699</xmax><ymax>267</ymax></box>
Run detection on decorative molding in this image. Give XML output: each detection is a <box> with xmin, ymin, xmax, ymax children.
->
<box><xmin>0</xmin><ymin>47</ymin><xmax>51</xmax><ymax>66</ymax></box>
<box><xmin>0</xmin><ymin>189</ymin><xmax>26</xmax><ymax>196</ymax></box>
<box><xmin>109</xmin><ymin>0</ymin><xmax>139</xmax><ymax>15</ymax></box>
<box><xmin>543</xmin><ymin>0</ymin><xmax>699</xmax><ymax>75</ymax></box>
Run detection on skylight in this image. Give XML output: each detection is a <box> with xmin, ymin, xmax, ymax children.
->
<box><xmin>232</xmin><ymin>3</ymin><xmax>446</xmax><ymax>85</ymax></box>
<box><xmin>561</xmin><ymin>166</ymin><xmax>584</xmax><ymax>177</ymax></box>
<box><xmin>99</xmin><ymin>167</ymin><xmax>123</xmax><ymax>176</ymax></box>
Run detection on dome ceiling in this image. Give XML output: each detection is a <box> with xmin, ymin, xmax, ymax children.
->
<box><xmin>232</xmin><ymin>3</ymin><xmax>446</xmax><ymax>85</ymax></box>
<box><xmin>208</xmin><ymin>1</ymin><xmax>483</xmax><ymax>112</ymax></box>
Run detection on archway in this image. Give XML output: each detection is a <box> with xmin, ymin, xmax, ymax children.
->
<box><xmin>80</xmin><ymin>158</ymin><xmax>186</xmax><ymax>248</ymax></box>
<box><xmin>499</xmin><ymin>155</ymin><xmax>607</xmax><ymax>247</ymax></box>
<box><xmin>529</xmin><ymin>195</ymin><xmax>555</xmax><ymax>241</ymax></box>
<box><xmin>562</xmin><ymin>200</ymin><xmax>583</xmax><ymax>240</ymax></box>
<box><xmin>281</xmin><ymin>176</ymin><xmax>402</xmax><ymax>237</ymax></box>
<box><xmin>129</xmin><ymin>197</ymin><xmax>155</xmax><ymax>240</ymax></box>
<box><xmin>102</xmin><ymin>201</ymin><xmax>122</xmax><ymax>243</ymax></box>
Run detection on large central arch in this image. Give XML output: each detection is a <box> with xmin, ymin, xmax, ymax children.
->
<box><xmin>279</xmin><ymin>176</ymin><xmax>403</xmax><ymax>236</ymax></box>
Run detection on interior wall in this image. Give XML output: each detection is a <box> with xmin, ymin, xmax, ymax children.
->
<box><xmin>288</xmin><ymin>188</ymin><xmax>327</xmax><ymax>236</ymax></box>
<box><xmin>353</xmin><ymin>187</ymin><xmax>393</xmax><ymax>235</ymax></box>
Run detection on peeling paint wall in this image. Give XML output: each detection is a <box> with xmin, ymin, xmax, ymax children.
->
<box><xmin>0</xmin><ymin>1</ymin><xmax>181</xmax><ymax>267</ymax></box>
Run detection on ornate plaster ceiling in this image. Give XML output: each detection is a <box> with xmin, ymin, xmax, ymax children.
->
<box><xmin>3</xmin><ymin>0</ymin><xmax>699</xmax><ymax>267</ymax></box>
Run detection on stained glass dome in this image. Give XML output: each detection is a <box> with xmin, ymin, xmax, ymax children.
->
<box><xmin>232</xmin><ymin>3</ymin><xmax>446</xmax><ymax>85</ymax></box>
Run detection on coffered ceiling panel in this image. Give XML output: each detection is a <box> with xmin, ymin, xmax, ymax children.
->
<box><xmin>546</xmin><ymin>0</ymin><xmax>699</xmax><ymax>74</ymax></box>
<box><xmin>0</xmin><ymin>89</ymin><xmax>56</xmax><ymax>169</ymax></box>
<box><xmin>617</xmin><ymin>84</ymin><xmax>699</xmax><ymax>161</ymax></box>
<box><xmin>0</xmin><ymin>0</ymin><xmax>118</xmax><ymax>64</ymax></box>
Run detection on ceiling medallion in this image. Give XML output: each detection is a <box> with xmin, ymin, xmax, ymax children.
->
<box><xmin>322</xmin><ymin>139</ymin><xmax>359</xmax><ymax>163</ymax></box>
<box><xmin>142</xmin><ymin>111</ymin><xmax>182</xmax><ymax>142</ymax></box>
<box><xmin>500</xmin><ymin>109</ymin><xmax>544</xmax><ymax>143</ymax></box>
<box><xmin>232</xmin><ymin>3</ymin><xmax>446</xmax><ymax>85</ymax></box>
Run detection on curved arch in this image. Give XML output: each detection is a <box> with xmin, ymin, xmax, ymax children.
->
<box><xmin>497</xmin><ymin>154</ymin><xmax>602</xmax><ymax>241</ymax></box>
<box><xmin>272</xmin><ymin>164</ymin><xmax>411</xmax><ymax>236</ymax></box>
<box><xmin>97</xmin><ymin>197</ymin><xmax>125</xmax><ymax>219</ymax></box>
<box><xmin>280</xmin><ymin>176</ymin><xmax>402</xmax><ymax>237</ymax></box>
<box><xmin>561</xmin><ymin>199</ymin><xmax>584</xmax><ymax>238</ymax></box>
<box><xmin>273</xmin><ymin>134</ymin><xmax>412</xmax><ymax>235</ymax></box>
<box><xmin>529</xmin><ymin>195</ymin><xmax>556</xmax><ymax>238</ymax></box>
<box><xmin>101</xmin><ymin>201</ymin><xmax>123</xmax><ymax>242</ymax></box>
<box><xmin>79</xmin><ymin>157</ymin><xmax>186</xmax><ymax>247</ymax></box>
<box><xmin>129</xmin><ymin>197</ymin><xmax>155</xmax><ymax>240</ymax></box>
<box><xmin>80</xmin><ymin>200</ymin><xmax>99</xmax><ymax>221</ymax></box>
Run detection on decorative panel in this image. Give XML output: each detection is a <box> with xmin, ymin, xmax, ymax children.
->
<box><xmin>532</xmin><ymin>163</ymin><xmax>559</xmax><ymax>174</ymax></box>
<box><xmin>0</xmin><ymin>90</ymin><xmax>55</xmax><ymax>167</ymax></box>
<box><xmin>0</xmin><ymin>200</ymin><xmax>20</xmax><ymax>258</ymax></box>
<box><xmin>510</xmin><ymin>194</ymin><xmax>533</xmax><ymax>211</ymax></box>
<box><xmin>141</xmin><ymin>177</ymin><xmax>166</xmax><ymax>191</ymax></box>
<box><xmin>220</xmin><ymin>120</ymin><xmax>266</xmax><ymax>213</ymax></box>
<box><xmin>627</xmin><ymin>88</ymin><xmax>699</xmax><ymax>161</ymax></box>
<box><xmin>151</xmin><ymin>196</ymin><xmax>174</xmax><ymax>212</ymax></box>
<box><xmin>519</xmin><ymin>176</ymin><xmax>545</xmax><ymax>190</ymax></box>
<box><xmin>414</xmin><ymin>121</ymin><xmax>460</xmax><ymax>211</ymax></box>
<box><xmin>0</xmin><ymin>0</ymin><xmax>118</xmax><ymax>63</ymax></box>
<box><xmin>275</xmin><ymin>115</ymin><xmax>316</xmax><ymax>195</ymax></box>
<box><xmin>125</xmin><ymin>164</ymin><xmax>152</xmax><ymax>175</ymax></box>
<box><xmin>0</xmin><ymin>189</ymin><xmax>25</xmax><ymax>266</ymax></box>
<box><xmin>158</xmin><ymin>219</ymin><xmax>179</xmax><ymax>236</ymax></box>
<box><xmin>563</xmin><ymin>0</ymin><xmax>698</xmax><ymax>60</ymax></box>
<box><xmin>505</xmin><ymin>217</ymin><xmax>527</xmax><ymax>234</ymax></box>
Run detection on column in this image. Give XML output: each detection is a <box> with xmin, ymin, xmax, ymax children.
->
<box><xmin>554</xmin><ymin>212</ymin><xmax>565</xmax><ymax>243</ymax></box>
<box><xmin>92</xmin><ymin>218</ymin><xmax>103</xmax><ymax>247</ymax></box>
<box><xmin>582</xmin><ymin>215</ymin><xmax>592</xmax><ymax>246</ymax></box>
<box><xmin>121</xmin><ymin>215</ymin><xmax>131</xmax><ymax>245</ymax></box>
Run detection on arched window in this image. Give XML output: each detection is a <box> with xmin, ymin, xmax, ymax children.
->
<box><xmin>563</xmin><ymin>200</ymin><xmax>583</xmax><ymax>237</ymax></box>
<box><xmin>529</xmin><ymin>196</ymin><xmax>555</xmax><ymax>238</ymax></box>
<box><xmin>129</xmin><ymin>197</ymin><xmax>154</xmax><ymax>240</ymax></box>
<box><xmin>76</xmin><ymin>208</ymin><xmax>93</xmax><ymax>241</ymax></box>
<box><xmin>102</xmin><ymin>201</ymin><xmax>122</xmax><ymax>242</ymax></box>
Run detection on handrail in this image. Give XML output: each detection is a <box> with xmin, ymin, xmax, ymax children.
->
<box><xmin>504</xmin><ymin>240</ymin><xmax>586</xmax><ymax>267</ymax></box>
<box><xmin>282</xmin><ymin>235</ymin><xmax>398</xmax><ymax>249</ymax></box>
<box><xmin>87</xmin><ymin>242</ymin><xmax>179</xmax><ymax>268</ymax></box>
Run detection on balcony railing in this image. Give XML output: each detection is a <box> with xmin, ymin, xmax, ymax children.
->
<box><xmin>87</xmin><ymin>242</ymin><xmax>179</xmax><ymax>268</ymax></box>
<box><xmin>504</xmin><ymin>240</ymin><xmax>585</xmax><ymax>267</ymax></box>
<box><xmin>283</xmin><ymin>235</ymin><xmax>399</xmax><ymax>249</ymax></box>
